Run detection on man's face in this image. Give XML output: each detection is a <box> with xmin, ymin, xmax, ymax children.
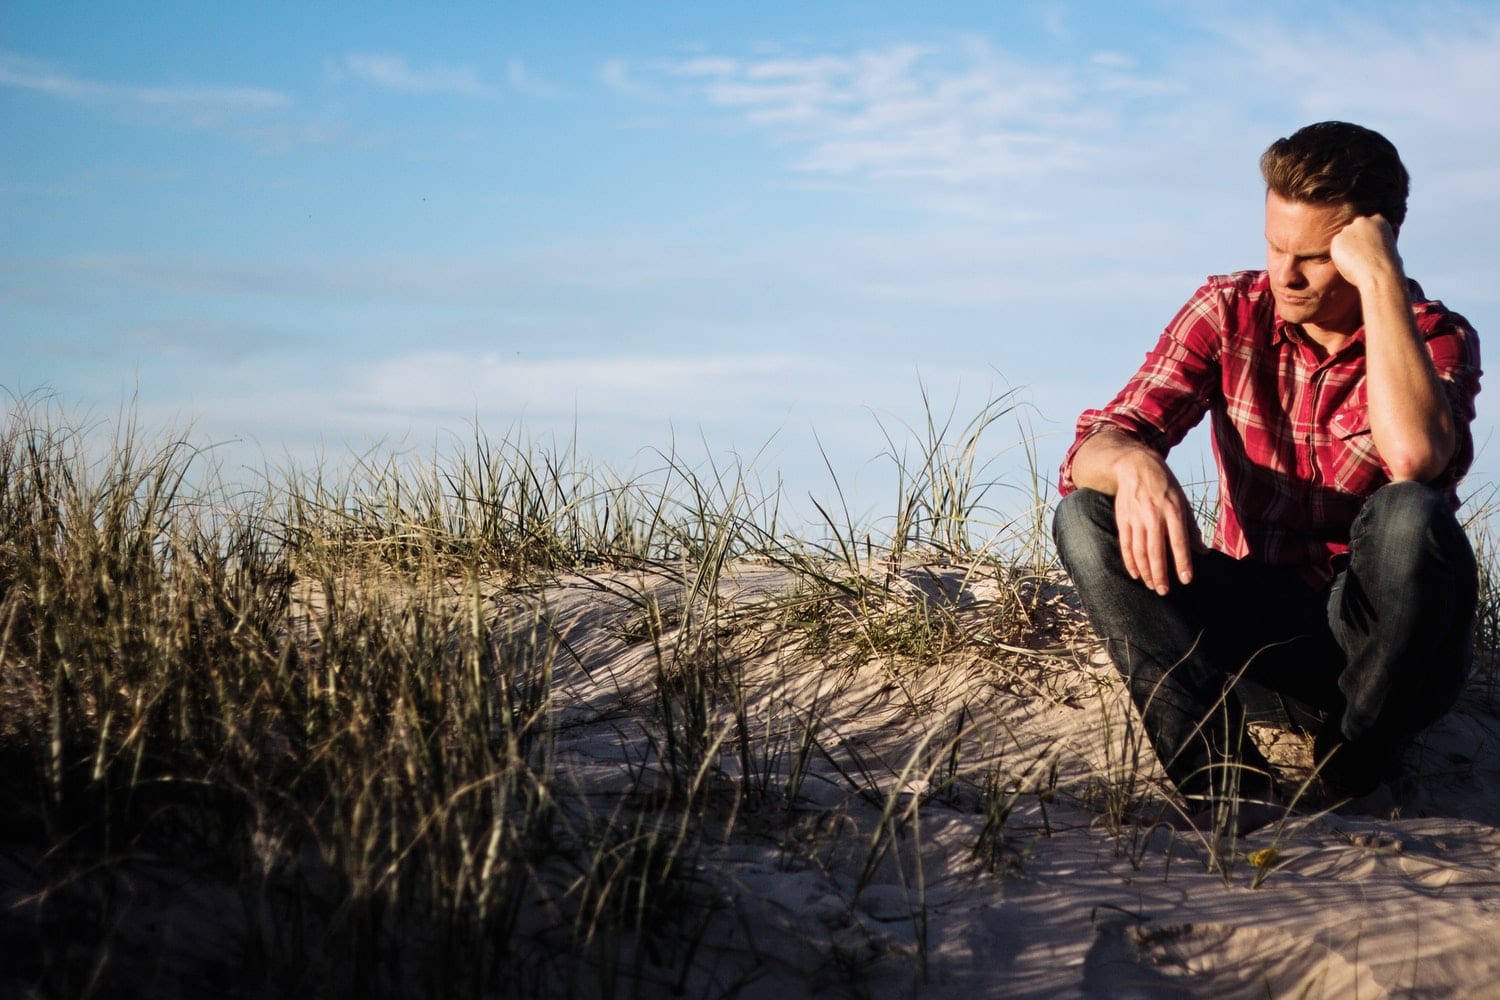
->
<box><xmin>1264</xmin><ymin>190</ymin><xmax>1363</xmax><ymax>336</ymax></box>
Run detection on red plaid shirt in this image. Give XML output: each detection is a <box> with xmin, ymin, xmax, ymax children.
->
<box><xmin>1059</xmin><ymin>271</ymin><xmax>1482</xmax><ymax>586</ymax></box>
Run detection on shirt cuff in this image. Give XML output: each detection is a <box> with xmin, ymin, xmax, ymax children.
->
<box><xmin>1058</xmin><ymin>417</ymin><xmax>1136</xmax><ymax>495</ymax></box>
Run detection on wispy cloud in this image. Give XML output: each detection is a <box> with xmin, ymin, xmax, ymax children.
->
<box><xmin>669</xmin><ymin>57</ymin><xmax>743</xmax><ymax>78</ymax></box>
<box><xmin>625</xmin><ymin>10</ymin><xmax>1500</xmax><ymax>229</ymax></box>
<box><xmin>642</xmin><ymin>39</ymin><xmax>1179</xmax><ymax>185</ymax></box>
<box><xmin>44</xmin><ymin>239</ymin><xmax>747</xmax><ymax>305</ymax></box>
<box><xmin>1029</xmin><ymin>3</ymin><xmax>1073</xmax><ymax>43</ymax></box>
<box><xmin>600</xmin><ymin>58</ymin><xmax>663</xmax><ymax>100</ymax></box>
<box><xmin>0</xmin><ymin>49</ymin><xmax>291</xmax><ymax>127</ymax></box>
<box><xmin>349</xmin><ymin>352</ymin><xmax>820</xmax><ymax>422</ymax></box>
<box><xmin>120</xmin><ymin>318</ymin><xmax>297</xmax><ymax>363</ymax></box>
<box><xmin>332</xmin><ymin>53</ymin><xmax>498</xmax><ymax>97</ymax></box>
<box><xmin>1204</xmin><ymin>10</ymin><xmax>1500</xmax><ymax>133</ymax></box>
<box><xmin>506</xmin><ymin>58</ymin><xmax>564</xmax><ymax>99</ymax></box>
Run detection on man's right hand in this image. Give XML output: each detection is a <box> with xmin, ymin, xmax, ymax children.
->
<box><xmin>1069</xmin><ymin>429</ymin><xmax>1202</xmax><ymax>595</ymax></box>
<box><xmin>1111</xmin><ymin>450</ymin><xmax>1201</xmax><ymax>595</ymax></box>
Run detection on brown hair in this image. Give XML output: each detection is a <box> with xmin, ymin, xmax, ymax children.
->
<box><xmin>1259</xmin><ymin>121</ymin><xmax>1410</xmax><ymax>227</ymax></box>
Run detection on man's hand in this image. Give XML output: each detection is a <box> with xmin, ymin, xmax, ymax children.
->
<box><xmin>1112</xmin><ymin>449</ymin><xmax>1202</xmax><ymax>595</ymax></box>
<box><xmin>1329</xmin><ymin>214</ymin><xmax>1402</xmax><ymax>292</ymax></box>
<box><xmin>1070</xmin><ymin>428</ymin><xmax>1203</xmax><ymax>595</ymax></box>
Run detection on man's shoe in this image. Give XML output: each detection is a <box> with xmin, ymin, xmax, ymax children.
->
<box><xmin>1313</xmin><ymin>729</ymin><xmax>1404</xmax><ymax>799</ymax></box>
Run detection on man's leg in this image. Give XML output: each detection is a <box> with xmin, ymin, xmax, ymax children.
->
<box><xmin>1053</xmin><ymin>489</ymin><xmax>1288</xmax><ymax>804</ymax></box>
<box><xmin>1320</xmin><ymin>481</ymin><xmax>1478</xmax><ymax>792</ymax></box>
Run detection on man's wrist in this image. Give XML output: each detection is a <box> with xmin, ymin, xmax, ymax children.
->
<box><xmin>1356</xmin><ymin>266</ymin><xmax>1407</xmax><ymax>298</ymax></box>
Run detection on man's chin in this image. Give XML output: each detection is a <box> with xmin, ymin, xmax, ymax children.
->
<box><xmin>1273</xmin><ymin>296</ymin><xmax>1315</xmax><ymax>324</ymax></box>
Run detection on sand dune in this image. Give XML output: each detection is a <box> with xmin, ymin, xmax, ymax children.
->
<box><xmin>506</xmin><ymin>560</ymin><xmax>1500</xmax><ymax>998</ymax></box>
<box><xmin>7</xmin><ymin>555</ymin><xmax>1498</xmax><ymax>997</ymax></box>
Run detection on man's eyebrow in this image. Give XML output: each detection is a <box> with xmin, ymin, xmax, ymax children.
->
<box><xmin>1264</xmin><ymin>234</ymin><xmax>1331</xmax><ymax>258</ymax></box>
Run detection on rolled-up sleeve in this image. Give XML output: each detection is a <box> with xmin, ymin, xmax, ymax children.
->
<box><xmin>1058</xmin><ymin>281</ymin><xmax>1224</xmax><ymax>495</ymax></box>
<box><xmin>1418</xmin><ymin>302</ymin><xmax>1482</xmax><ymax>491</ymax></box>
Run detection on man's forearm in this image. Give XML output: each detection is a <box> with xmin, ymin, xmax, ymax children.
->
<box><xmin>1332</xmin><ymin>217</ymin><xmax>1456</xmax><ymax>483</ymax></box>
<box><xmin>1070</xmin><ymin>428</ymin><xmax>1158</xmax><ymax>494</ymax></box>
<box><xmin>1362</xmin><ymin>275</ymin><xmax>1455</xmax><ymax>481</ymax></box>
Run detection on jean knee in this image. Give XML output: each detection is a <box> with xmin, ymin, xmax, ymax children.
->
<box><xmin>1054</xmin><ymin>488</ymin><xmax>1119</xmax><ymax>581</ymax></box>
<box><xmin>1360</xmin><ymin>480</ymin><xmax>1445</xmax><ymax>527</ymax></box>
<box><xmin>1352</xmin><ymin>481</ymin><xmax>1466</xmax><ymax>574</ymax></box>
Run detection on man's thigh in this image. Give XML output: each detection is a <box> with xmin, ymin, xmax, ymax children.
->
<box><xmin>1185</xmin><ymin>550</ymin><xmax>1344</xmax><ymax>717</ymax></box>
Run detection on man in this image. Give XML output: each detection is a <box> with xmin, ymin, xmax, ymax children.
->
<box><xmin>1053</xmin><ymin>122</ymin><xmax>1482</xmax><ymax>816</ymax></box>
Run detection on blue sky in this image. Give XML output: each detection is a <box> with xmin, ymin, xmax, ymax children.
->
<box><xmin>6</xmin><ymin>2</ymin><xmax>1500</xmax><ymax>535</ymax></box>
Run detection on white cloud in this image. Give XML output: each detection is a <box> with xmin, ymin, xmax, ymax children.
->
<box><xmin>119</xmin><ymin>318</ymin><xmax>296</xmax><ymax>362</ymax></box>
<box><xmin>328</xmin><ymin>350</ymin><xmax>992</xmax><ymax>511</ymax></box>
<box><xmin>633</xmin><ymin>11</ymin><xmax>1500</xmax><ymax>239</ymax></box>
<box><xmin>1030</xmin><ymin>3</ymin><xmax>1072</xmax><ymax>43</ymax></box>
<box><xmin>0</xmin><ymin>49</ymin><xmax>291</xmax><ymax>127</ymax></box>
<box><xmin>342</xmin><ymin>354</ymin><xmax>841</xmax><ymax>442</ymax></box>
<box><xmin>334</xmin><ymin>53</ymin><xmax>497</xmax><ymax>97</ymax></box>
<box><xmin>0</xmin><ymin>49</ymin><xmax>365</xmax><ymax>152</ymax></box>
<box><xmin>506</xmin><ymin>58</ymin><xmax>564</xmax><ymax>99</ymax></box>
<box><xmin>600</xmin><ymin>58</ymin><xmax>664</xmax><ymax>100</ymax></box>
<box><xmin>1207</xmin><ymin>11</ymin><xmax>1500</xmax><ymax>134</ymax></box>
<box><xmin>669</xmin><ymin>57</ymin><xmax>742</xmax><ymax>78</ymax></box>
<box><xmin>649</xmin><ymin>41</ymin><xmax>1169</xmax><ymax>186</ymax></box>
<box><xmin>46</xmin><ymin>236</ymin><xmax>748</xmax><ymax>305</ymax></box>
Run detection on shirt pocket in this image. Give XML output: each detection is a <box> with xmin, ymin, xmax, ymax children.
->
<box><xmin>1328</xmin><ymin>405</ymin><xmax>1389</xmax><ymax>494</ymax></box>
<box><xmin>1330</xmin><ymin>406</ymin><xmax>1368</xmax><ymax>439</ymax></box>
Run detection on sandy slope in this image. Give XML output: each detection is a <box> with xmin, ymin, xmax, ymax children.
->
<box><xmin>515</xmin><ymin>560</ymin><xmax>1500</xmax><ymax>999</ymax></box>
<box><xmin>6</xmin><ymin>558</ymin><xmax>1496</xmax><ymax>997</ymax></box>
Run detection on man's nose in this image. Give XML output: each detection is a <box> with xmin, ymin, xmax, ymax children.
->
<box><xmin>1272</xmin><ymin>255</ymin><xmax>1305</xmax><ymax>288</ymax></box>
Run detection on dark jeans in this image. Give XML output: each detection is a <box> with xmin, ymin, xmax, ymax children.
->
<box><xmin>1053</xmin><ymin>482</ymin><xmax>1477</xmax><ymax>802</ymax></box>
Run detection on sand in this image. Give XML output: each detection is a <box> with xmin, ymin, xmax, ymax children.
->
<box><xmin>513</xmin><ymin>559</ymin><xmax>1500</xmax><ymax>998</ymax></box>
<box><xmin>5</xmin><ymin>557</ymin><xmax>1497</xmax><ymax>998</ymax></box>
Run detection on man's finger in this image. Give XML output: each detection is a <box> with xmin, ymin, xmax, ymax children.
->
<box><xmin>1168</xmin><ymin>512</ymin><xmax>1195</xmax><ymax>585</ymax></box>
<box><xmin>1143</xmin><ymin>520</ymin><xmax>1170</xmax><ymax>596</ymax></box>
<box><xmin>1132</xmin><ymin>521</ymin><xmax>1157</xmax><ymax>591</ymax></box>
<box><xmin>1118</xmin><ymin>516</ymin><xmax>1141</xmax><ymax>581</ymax></box>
